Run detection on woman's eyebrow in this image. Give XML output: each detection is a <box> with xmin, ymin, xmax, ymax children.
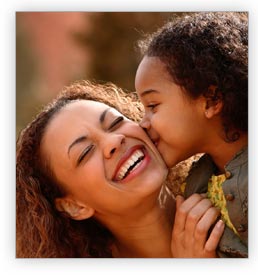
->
<box><xmin>67</xmin><ymin>108</ymin><xmax>110</xmax><ymax>157</ymax></box>
<box><xmin>99</xmin><ymin>108</ymin><xmax>110</xmax><ymax>124</ymax></box>
<box><xmin>67</xmin><ymin>136</ymin><xmax>87</xmax><ymax>157</ymax></box>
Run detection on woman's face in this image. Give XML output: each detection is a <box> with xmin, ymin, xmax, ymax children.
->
<box><xmin>41</xmin><ymin>100</ymin><xmax>167</xmax><ymax>218</ymax></box>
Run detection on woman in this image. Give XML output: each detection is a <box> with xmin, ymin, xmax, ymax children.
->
<box><xmin>16</xmin><ymin>80</ymin><xmax>223</xmax><ymax>258</ymax></box>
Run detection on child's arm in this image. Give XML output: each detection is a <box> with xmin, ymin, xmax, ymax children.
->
<box><xmin>171</xmin><ymin>194</ymin><xmax>225</xmax><ymax>258</ymax></box>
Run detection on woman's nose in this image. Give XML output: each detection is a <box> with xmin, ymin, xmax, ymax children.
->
<box><xmin>103</xmin><ymin>133</ymin><xmax>125</xmax><ymax>159</ymax></box>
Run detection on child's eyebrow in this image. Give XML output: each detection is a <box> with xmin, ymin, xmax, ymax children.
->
<box><xmin>140</xmin><ymin>89</ymin><xmax>160</xmax><ymax>98</ymax></box>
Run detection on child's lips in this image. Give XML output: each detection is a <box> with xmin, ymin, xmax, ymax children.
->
<box><xmin>152</xmin><ymin>138</ymin><xmax>159</xmax><ymax>147</ymax></box>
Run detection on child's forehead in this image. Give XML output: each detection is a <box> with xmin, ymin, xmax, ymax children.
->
<box><xmin>136</xmin><ymin>57</ymin><xmax>172</xmax><ymax>96</ymax></box>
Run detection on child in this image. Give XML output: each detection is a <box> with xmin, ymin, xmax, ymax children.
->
<box><xmin>135</xmin><ymin>12</ymin><xmax>248</xmax><ymax>257</ymax></box>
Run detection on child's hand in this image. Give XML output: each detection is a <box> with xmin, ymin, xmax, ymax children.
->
<box><xmin>171</xmin><ymin>194</ymin><xmax>225</xmax><ymax>258</ymax></box>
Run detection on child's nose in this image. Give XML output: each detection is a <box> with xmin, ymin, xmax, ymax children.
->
<box><xmin>139</xmin><ymin>115</ymin><xmax>151</xmax><ymax>130</ymax></box>
<box><xmin>103</xmin><ymin>133</ymin><xmax>125</xmax><ymax>159</ymax></box>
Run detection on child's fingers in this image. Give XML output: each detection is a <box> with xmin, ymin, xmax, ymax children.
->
<box><xmin>204</xmin><ymin>220</ymin><xmax>225</xmax><ymax>252</ymax></box>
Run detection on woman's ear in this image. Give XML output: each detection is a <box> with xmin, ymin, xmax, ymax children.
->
<box><xmin>55</xmin><ymin>197</ymin><xmax>95</xmax><ymax>220</ymax></box>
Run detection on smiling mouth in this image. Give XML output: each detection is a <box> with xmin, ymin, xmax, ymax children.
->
<box><xmin>113</xmin><ymin>147</ymin><xmax>145</xmax><ymax>182</ymax></box>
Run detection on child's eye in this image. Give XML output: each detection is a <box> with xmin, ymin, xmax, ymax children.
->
<box><xmin>147</xmin><ymin>103</ymin><xmax>159</xmax><ymax>111</ymax></box>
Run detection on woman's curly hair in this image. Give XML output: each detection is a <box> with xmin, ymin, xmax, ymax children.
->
<box><xmin>16</xmin><ymin>80</ymin><xmax>144</xmax><ymax>258</ymax></box>
<box><xmin>16</xmin><ymin>80</ymin><xmax>196</xmax><ymax>257</ymax></box>
<box><xmin>138</xmin><ymin>12</ymin><xmax>248</xmax><ymax>142</ymax></box>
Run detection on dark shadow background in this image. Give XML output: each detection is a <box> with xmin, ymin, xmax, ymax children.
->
<box><xmin>16</xmin><ymin>12</ymin><xmax>188</xmax><ymax>137</ymax></box>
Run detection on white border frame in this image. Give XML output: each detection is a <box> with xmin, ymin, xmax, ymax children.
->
<box><xmin>2</xmin><ymin>1</ymin><xmax>257</xmax><ymax>274</ymax></box>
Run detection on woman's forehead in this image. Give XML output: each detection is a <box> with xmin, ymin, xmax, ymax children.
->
<box><xmin>63</xmin><ymin>99</ymin><xmax>108</xmax><ymax>112</ymax></box>
<box><xmin>42</xmin><ymin>100</ymin><xmax>122</xmax><ymax>157</ymax></box>
<box><xmin>63</xmin><ymin>100</ymin><xmax>121</xmax><ymax>115</ymax></box>
<box><xmin>49</xmin><ymin>100</ymin><xmax>124</xmax><ymax>131</ymax></box>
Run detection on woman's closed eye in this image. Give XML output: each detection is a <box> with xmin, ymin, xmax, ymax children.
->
<box><xmin>77</xmin><ymin>144</ymin><xmax>94</xmax><ymax>165</ymax></box>
<box><xmin>108</xmin><ymin>116</ymin><xmax>124</xmax><ymax>131</ymax></box>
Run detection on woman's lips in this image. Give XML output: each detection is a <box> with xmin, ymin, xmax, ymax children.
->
<box><xmin>112</xmin><ymin>145</ymin><xmax>150</xmax><ymax>183</ymax></box>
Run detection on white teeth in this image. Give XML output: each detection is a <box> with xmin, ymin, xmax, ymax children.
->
<box><xmin>116</xmin><ymin>149</ymin><xmax>144</xmax><ymax>180</ymax></box>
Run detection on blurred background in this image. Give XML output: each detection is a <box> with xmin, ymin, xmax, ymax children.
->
<box><xmin>16</xmin><ymin>12</ymin><xmax>187</xmax><ymax>137</ymax></box>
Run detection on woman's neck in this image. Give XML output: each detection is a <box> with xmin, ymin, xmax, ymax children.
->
<box><xmin>98</xmin><ymin>194</ymin><xmax>175</xmax><ymax>258</ymax></box>
<box><xmin>111</xmin><ymin>204</ymin><xmax>174</xmax><ymax>258</ymax></box>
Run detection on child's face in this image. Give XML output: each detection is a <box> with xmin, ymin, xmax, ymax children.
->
<box><xmin>135</xmin><ymin>56</ymin><xmax>208</xmax><ymax>167</ymax></box>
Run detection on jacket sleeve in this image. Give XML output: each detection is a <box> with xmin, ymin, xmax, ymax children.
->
<box><xmin>184</xmin><ymin>154</ymin><xmax>215</xmax><ymax>198</ymax></box>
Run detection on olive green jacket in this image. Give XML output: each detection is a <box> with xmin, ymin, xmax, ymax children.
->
<box><xmin>184</xmin><ymin>147</ymin><xmax>248</xmax><ymax>258</ymax></box>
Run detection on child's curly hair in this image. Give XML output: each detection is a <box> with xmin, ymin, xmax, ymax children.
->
<box><xmin>138</xmin><ymin>12</ymin><xmax>248</xmax><ymax>142</ymax></box>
